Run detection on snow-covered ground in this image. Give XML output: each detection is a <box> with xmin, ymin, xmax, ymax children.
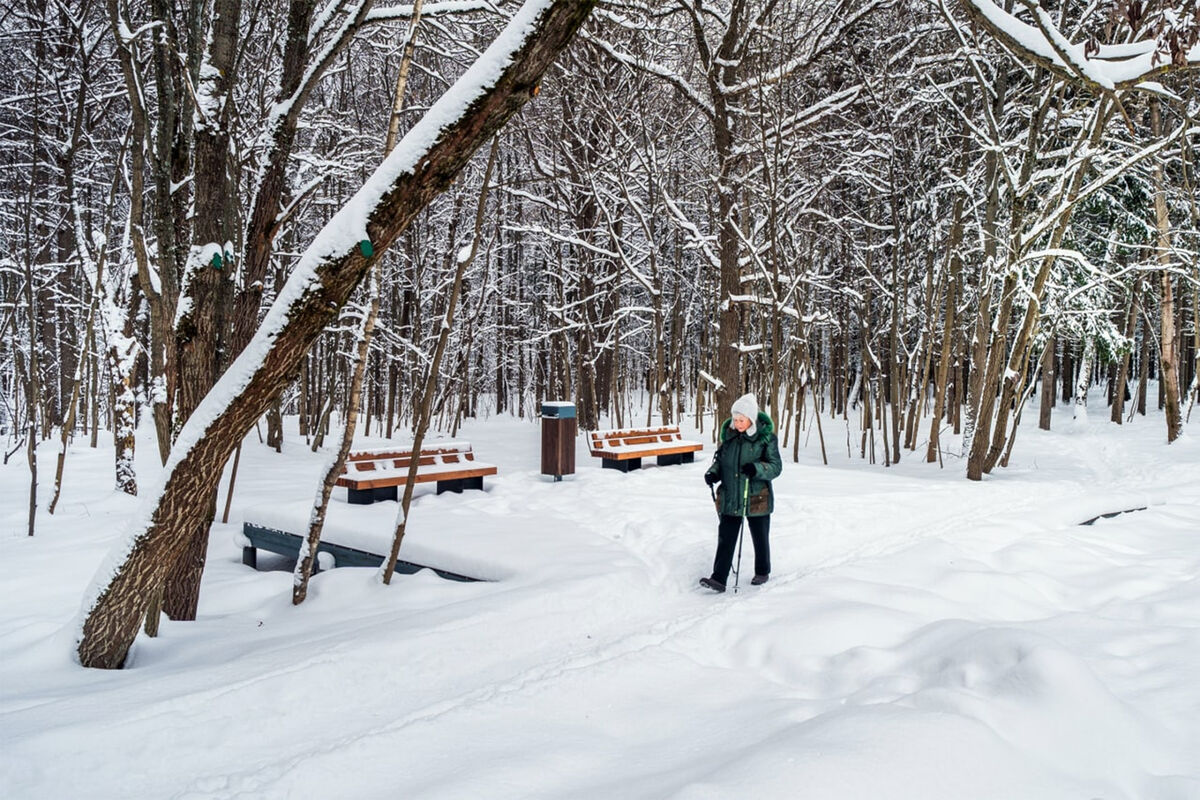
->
<box><xmin>1</xmin><ymin>396</ymin><xmax>1198</xmax><ymax>799</ymax></box>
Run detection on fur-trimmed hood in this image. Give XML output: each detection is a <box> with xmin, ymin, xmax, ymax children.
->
<box><xmin>719</xmin><ymin>410</ymin><xmax>775</xmax><ymax>442</ymax></box>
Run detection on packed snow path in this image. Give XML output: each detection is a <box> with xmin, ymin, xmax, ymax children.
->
<box><xmin>2</xmin><ymin>409</ymin><xmax>1198</xmax><ymax>799</ymax></box>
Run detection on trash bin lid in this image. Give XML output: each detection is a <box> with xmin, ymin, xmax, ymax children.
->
<box><xmin>541</xmin><ymin>401</ymin><xmax>576</xmax><ymax>418</ymax></box>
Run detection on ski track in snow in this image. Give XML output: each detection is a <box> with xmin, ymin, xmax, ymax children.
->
<box><xmin>179</xmin><ymin>600</ymin><xmax>745</xmax><ymax>797</ymax></box>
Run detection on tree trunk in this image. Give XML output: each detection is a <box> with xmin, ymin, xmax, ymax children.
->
<box><xmin>147</xmin><ymin>0</ymin><xmax>189</xmax><ymax>466</ymax></box>
<box><xmin>266</xmin><ymin>399</ymin><xmax>284</xmax><ymax>452</ymax></box>
<box><xmin>1073</xmin><ymin>338</ymin><xmax>1095</xmax><ymax>419</ymax></box>
<box><xmin>384</xmin><ymin>0</ymin><xmax>426</xmax><ymax>153</ymax></box>
<box><xmin>229</xmin><ymin>0</ymin><xmax>325</xmax><ymax>366</ymax></box>
<box><xmin>17</xmin><ymin>349</ymin><xmax>39</xmax><ymax>537</ymax></box>
<box><xmin>294</xmin><ymin>267</ymin><xmax>381</xmax><ymax>605</ymax></box>
<box><xmin>926</xmin><ymin>190</ymin><xmax>964</xmax><ymax>462</ymax></box>
<box><xmin>384</xmin><ymin>137</ymin><xmax>500</xmax><ymax>584</ymax></box>
<box><xmin>1038</xmin><ymin>333</ymin><xmax>1055</xmax><ymax>430</ymax></box>
<box><xmin>1190</xmin><ymin>277</ymin><xmax>1200</xmax><ymax>420</ymax></box>
<box><xmin>887</xmin><ymin>232</ymin><xmax>903</xmax><ymax>463</ymax></box>
<box><xmin>1111</xmin><ymin>280</ymin><xmax>1141</xmax><ymax>424</ymax></box>
<box><xmin>299</xmin><ymin>356</ymin><xmax>310</xmax><ymax>439</ymax></box>
<box><xmin>163</xmin><ymin>0</ymin><xmax>243</xmax><ymax>622</ymax></box>
<box><xmin>1151</xmin><ymin>99</ymin><xmax>1183</xmax><ymax>442</ymax></box>
<box><xmin>109</xmin><ymin>295</ymin><xmax>140</xmax><ymax>496</ymax></box>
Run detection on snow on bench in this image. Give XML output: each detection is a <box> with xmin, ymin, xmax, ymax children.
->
<box><xmin>237</xmin><ymin>492</ymin><xmax>515</xmax><ymax>582</ymax></box>
<box><xmin>240</xmin><ymin>522</ymin><xmax>480</xmax><ymax>582</ymax></box>
<box><xmin>588</xmin><ymin>425</ymin><xmax>703</xmax><ymax>472</ymax></box>
<box><xmin>335</xmin><ymin>441</ymin><xmax>497</xmax><ymax>504</ymax></box>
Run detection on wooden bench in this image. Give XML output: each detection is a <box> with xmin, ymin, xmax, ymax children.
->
<box><xmin>240</xmin><ymin>522</ymin><xmax>478</xmax><ymax>582</ymax></box>
<box><xmin>589</xmin><ymin>425</ymin><xmax>703</xmax><ymax>472</ymax></box>
<box><xmin>335</xmin><ymin>442</ymin><xmax>497</xmax><ymax>504</ymax></box>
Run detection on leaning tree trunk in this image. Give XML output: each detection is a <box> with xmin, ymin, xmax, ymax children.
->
<box><xmin>74</xmin><ymin>0</ymin><xmax>596</xmax><ymax>670</ymax></box>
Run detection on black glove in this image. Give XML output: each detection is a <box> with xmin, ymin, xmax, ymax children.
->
<box><xmin>740</xmin><ymin>462</ymin><xmax>757</xmax><ymax>478</ymax></box>
<box><xmin>704</xmin><ymin>472</ymin><xmax>719</xmax><ymax>487</ymax></box>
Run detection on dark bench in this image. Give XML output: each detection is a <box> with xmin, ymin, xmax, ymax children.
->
<box><xmin>588</xmin><ymin>425</ymin><xmax>703</xmax><ymax>472</ymax></box>
<box><xmin>240</xmin><ymin>522</ymin><xmax>479</xmax><ymax>581</ymax></box>
<box><xmin>1079</xmin><ymin>506</ymin><xmax>1147</xmax><ymax>526</ymax></box>
<box><xmin>335</xmin><ymin>442</ymin><xmax>497</xmax><ymax>504</ymax></box>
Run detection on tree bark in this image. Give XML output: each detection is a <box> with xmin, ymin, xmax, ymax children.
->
<box><xmin>926</xmin><ymin>188</ymin><xmax>964</xmax><ymax>462</ymax></box>
<box><xmin>1111</xmin><ymin>279</ymin><xmax>1141</xmax><ymax>424</ymax></box>
<box><xmin>1151</xmin><ymin>99</ymin><xmax>1183</xmax><ymax>442</ymax></box>
<box><xmin>1073</xmin><ymin>338</ymin><xmax>1095</xmax><ymax>417</ymax></box>
<box><xmin>384</xmin><ymin>0</ymin><xmax>426</xmax><ymax>154</ymax></box>
<box><xmin>294</xmin><ymin>268</ymin><xmax>380</xmax><ymax>604</ymax></box>
<box><xmin>163</xmin><ymin>0</ymin><xmax>244</xmax><ymax>622</ymax></box>
<box><xmin>1038</xmin><ymin>333</ymin><xmax>1055</xmax><ymax>430</ymax></box>
<box><xmin>147</xmin><ymin>0</ymin><xmax>190</xmax><ymax>465</ymax></box>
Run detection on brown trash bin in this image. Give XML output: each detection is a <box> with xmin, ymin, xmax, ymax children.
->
<box><xmin>541</xmin><ymin>401</ymin><xmax>576</xmax><ymax>481</ymax></box>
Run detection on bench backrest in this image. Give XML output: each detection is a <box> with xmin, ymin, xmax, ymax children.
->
<box><xmin>344</xmin><ymin>443</ymin><xmax>476</xmax><ymax>473</ymax></box>
<box><xmin>590</xmin><ymin>426</ymin><xmax>686</xmax><ymax>451</ymax></box>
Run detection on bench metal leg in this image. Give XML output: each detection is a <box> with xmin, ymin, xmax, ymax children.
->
<box><xmin>348</xmin><ymin>487</ymin><xmax>374</xmax><ymax>504</ymax></box>
<box><xmin>657</xmin><ymin>453</ymin><xmax>685</xmax><ymax>466</ymax></box>
<box><xmin>603</xmin><ymin>457</ymin><xmax>640</xmax><ymax>472</ymax></box>
<box><xmin>348</xmin><ymin>486</ymin><xmax>398</xmax><ymax>504</ymax></box>
<box><xmin>242</xmin><ymin>546</ymin><xmax>258</xmax><ymax>570</ymax></box>
<box><xmin>437</xmin><ymin>476</ymin><xmax>484</xmax><ymax>494</ymax></box>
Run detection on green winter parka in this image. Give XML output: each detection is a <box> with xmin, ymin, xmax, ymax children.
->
<box><xmin>705</xmin><ymin>411</ymin><xmax>783</xmax><ymax>517</ymax></box>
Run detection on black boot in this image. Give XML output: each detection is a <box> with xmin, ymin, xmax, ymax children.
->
<box><xmin>699</xmin><ymin>577</ymin><xmax>726</xmax><ymax>593</ymax></box>
<box><xmin>751</xmin><ymin>574</ymin><xmax>769</xmax><ymax>586</ymax></box>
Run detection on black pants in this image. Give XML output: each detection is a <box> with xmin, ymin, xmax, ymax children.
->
<box><xmin>711</xmin><ymin>514</ymin><xmax>770</xmax><ymax>585</ymax></box>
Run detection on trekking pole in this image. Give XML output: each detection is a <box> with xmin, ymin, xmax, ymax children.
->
<box><xmin>733</xmin><ymin>476</ymin><xmax>748</xmax><ymax>593</ymax></box>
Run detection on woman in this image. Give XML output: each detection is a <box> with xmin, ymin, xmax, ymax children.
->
<box><xmin>701</xmin><ymin>393</ymin><xmax>782</xmax><ymax>592</ymax></box>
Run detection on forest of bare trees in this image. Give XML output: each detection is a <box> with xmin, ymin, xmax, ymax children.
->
<box><xmin>0</xmin><ymin>0</ymin><xmax>1197</xmax><ymax>665</ymax></box>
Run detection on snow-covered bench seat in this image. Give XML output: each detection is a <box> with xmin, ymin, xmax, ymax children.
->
<box><xmin>335</xmin><ymin>442</ymin><xmax>497</xmax><ymax>504</ymax></box>
<box><xmin>588</xmin><ymin>425</ymin><xmax>703</xmax><ymax>472</ymax></box>
<box><xmin>238</xmin><ymin>494</ymin><xmax>526</xmax><ymax>582</ymax></box>
<box><xmin>240</xmin><ymin>522</ymin><xmax>479</xmax><ymax>582</ymax></box>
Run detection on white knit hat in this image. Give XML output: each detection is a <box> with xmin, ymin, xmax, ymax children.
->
<box><xmin>731</xmin><ymin>392</ymin><xmax>758</xmax><ymax>436</ymax></box>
